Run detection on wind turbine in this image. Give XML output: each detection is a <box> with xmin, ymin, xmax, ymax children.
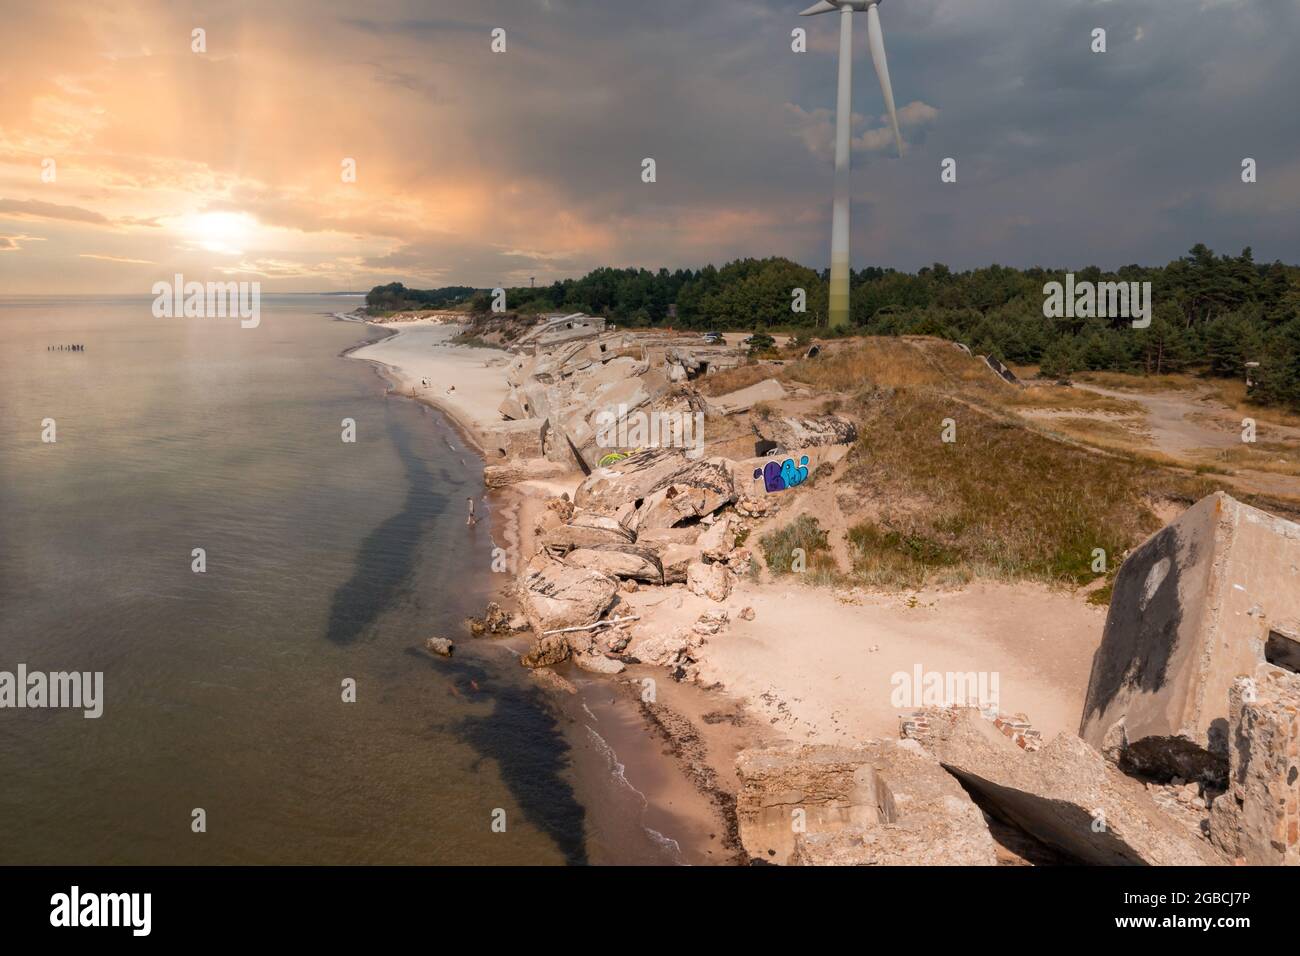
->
<box><xmin>800</xmin><ymin>0</ymin><xmax>903</xmax><ymax>329</ymax></box>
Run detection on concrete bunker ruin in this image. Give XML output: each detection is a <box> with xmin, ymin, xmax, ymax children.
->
<box><xmin>1080</xmin><ymin>492</ymin><xmax>1300</xmax><ymax>780</ymax></box>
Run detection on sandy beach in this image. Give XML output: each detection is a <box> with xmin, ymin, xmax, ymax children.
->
<box><xmin>341</xmin><ymin>313</ymin><xmax>1121</xmax><ymax>865</ymax></box>
<box><xmin>345</xmin><ymin>316</ymin><xmax>753</xmax><ymax>862</ymax></box>
<box><xmin>347</xmin><ymin>318</ymin><xmax>513</xmax><ymax>454</ymax></box>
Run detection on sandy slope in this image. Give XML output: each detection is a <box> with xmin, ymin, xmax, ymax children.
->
<box><xmin>622</xmin><ymin>578</ymin><xmax>1107</xmax><ymax>744</ymax></box>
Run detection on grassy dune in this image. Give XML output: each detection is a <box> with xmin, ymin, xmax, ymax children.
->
<box><xmin>743</xmin><ymin>337</ymin><xmax>1227</xmax><ymax>591</ymax></box>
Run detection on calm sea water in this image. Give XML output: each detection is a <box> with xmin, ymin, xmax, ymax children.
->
<box><xmin>0</xmin><ymin>294</ymin><xmax>673</xmax><ymax>865</ymax></box>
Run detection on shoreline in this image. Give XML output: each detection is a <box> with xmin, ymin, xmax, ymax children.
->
<box><xmin>340</xmin><ymin>312</ymin><xmax>745</xmax><ymax>864</ymax></box>
<box><xmin>336</xmin><ymin>311</ymin><xmax>1132</xmax><ymax>867</ymax></box>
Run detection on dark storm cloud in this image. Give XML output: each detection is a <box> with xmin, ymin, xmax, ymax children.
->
<box><xmin>6</xmin><ymin>0</ymin><xmax>1296</xmax><ymax>292</ymax></box>
<box><xmin>332</xmin><ymin>0</ymin><xmax>1300</xmax><ymax>273</ymax></box>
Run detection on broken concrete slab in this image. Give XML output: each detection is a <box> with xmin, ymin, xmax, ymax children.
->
<box><xmin>562</xmin><ymin>544</ymin><xmax>665</xmax><ymax>584</ymax></box>
<box><xmin>696</xmin><ymin>513</ymin><xmax>736</xmax><ymax>561</ymax></box>
<box><xmin>634</xmin><ymin>526</ymin><xmax>702</xmax><ymax>549</ymax></box>
<box><xmin>483</xmin><ymin>459</ymin><xmax>571</xmax><ymax>489</ymax></box>
<box><xmin>709</xmin><ymin>378</ymin><xmax>787</xmax><ymax>415</ymax></box>
<box><xmin>575</xmin><ymin>449</ymin><xmax>735</xmax><ymax>515</ymax></box>
<box><xmin>629</xmin><ymin>479</ymin><xmax>732</xmax><ymax>532</ymax></box>
<box><xmin>518</xmin><ymin>553</ymin><xmax>619</xmax><ymax>634</ymax></box>
<box><xmin>481</xmin><ymin>418</ymin><xmax>545</xmax><ymax>460</ymax></box>
<box><xmin>553</xmin><ymin>368</ymin><xmax>673</xmax><ymax>470</ymax></box>
<box><xmin>1080</xmin><ymin>492</ymin><xmax>1300</xmax><ymax>780</ymax></box>
<box><xmin>925</xmin><ymin>708</ymin><xmax>1227</xmax><ymax>865</ymax></box>
<box><xmin>539</xmin><ymin>513</ymin><xmax>636</xmax><ymax>554</ymax></box>
<box><xmin>736</xmin><ymin>740</ymin><xmax>998</xmax><ymax>866</ymax></box>
<box><xmin>984</xmin><ymin>354</ymin><xmax>1021</xmax><ymax>386</ymax></box>
<box><xmin>755</xmin><ymin>414</ymin><xmax>858</xmax><ymax>450</ymax></box>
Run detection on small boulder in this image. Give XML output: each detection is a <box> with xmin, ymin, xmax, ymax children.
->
<box><xmin>630</xmin><ymin>628</ymin><xmax>693</xmax><ymax>667</ymax></box>
<box><xmin>520</xmin><ymin>635</ymin><xmax>571</xmax><ymax>669</ymax></box>
<box><xmin>483</xmin><ymin>602</ymin><xmax>512</xmax><ymax>634</ymax></box>
<box><xmin>693</xmin><ymin>609</ymin><xmax>729</xmax><ymax>636</ymax></box>
<box><xmin>425</xmin><ymin>637</ymin><xmax>455</xmax><ymax>657</ymax></box>
<box><xmin>531</xmin><ymin>668</ymin><xmax>578</xmax><ymax>695</ymax></box>
<box><xmin>573</xmin><ymin>653</ymin><xmax>626</xmax><ymax>675</ymax></box>
<box><xmin>687</xmin><ymin>560</ymin><xmax>732</xmax><ymax>602</ymax></box>
<box><xmin>697</xmin><ymin>514</ymin><xmax>735</xmax><ymax>561</ymax></box>
<box><xmin>546</xmin><ymin>494</ymin><xmax>575</xmax><ymax>522</ymax></box>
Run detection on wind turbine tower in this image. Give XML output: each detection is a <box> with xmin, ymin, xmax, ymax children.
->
<box><xmin>800</xmin><ymin>0</ymin><xmax>903</xmax><ymax>328</ymax></box>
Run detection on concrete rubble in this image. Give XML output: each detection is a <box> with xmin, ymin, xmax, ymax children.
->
<box><xmin>735</xmin><ymin>740</ymin><xmax>999</xmax><ymax>866</ymax></box>
<box><xmin>485</xmin><ymin>322</ymin><xmax>1300</xmax><ymax>867</ymax></box>
<box><xmin>492</xmin><ymin>323</ymin><xmax>749</xmax><ymax>475</ymax></box>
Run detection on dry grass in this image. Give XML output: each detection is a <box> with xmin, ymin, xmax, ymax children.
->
<box><xmin>727</xmin><ymin>335</ymin><xmax>1277</xmax><ymax>591</ymax></box>
<box><xmin>694</xmin><ymin>362</ymin><xmax>779</xmax><ymax>396</ymax></box>
<box><xmin>758</xmin><ymin>514</ymin><xmax>840</xmax><ymax>586</ymax></box>
<box><xmin>1209</xmin><ymin>379</ymin><xmax>1300</xmax><ymax>429</ymax></box>
<box><xmin>1001</xmin><ymin>387</ymin><xmax>1142</xmax><ymax>415</ymax></box>
<box><xmin>838</xmin><ymin>385</ymin><xmax>1220</xmax><ymax>588</ymax></box>
<box><xmin>1074</xmin><ymin>370</ymin><xmax>1205</xmax><ymax>393</ymax></box>
<box><xmin>847</xmin><ymin>522</ymin><xmax>973</xmax><ymax>590</ymax></box>
<box><xmin>1072</xmin><ymin>371</ymin><xmax>1300</xmax><ymax>429</ymax></box>
<box><xmin>784</xmin><ymin>337</ymin><xmax>1136</xmax><ymax>416</ymax></box>
<box><xmin>1030</xmin><ymin>416</ymin><xmax>1150</xmax><ymax>452</ymax></box>
<box><xmin>1196</xmin><ymin>443</ymin><xmax>1300</xmax><ymax>477</ymax></box>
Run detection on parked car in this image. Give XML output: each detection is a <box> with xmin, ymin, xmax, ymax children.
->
<box><xmin>702</xmin><ymin>330</ymin><xmax>724</xmax><ymax>344</ymax></box>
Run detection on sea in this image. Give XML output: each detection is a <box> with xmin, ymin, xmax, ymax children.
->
<box><xmin>0</xmin><ymin>294</ymin><xmax>696</xmax><ymax>865</ymax></box>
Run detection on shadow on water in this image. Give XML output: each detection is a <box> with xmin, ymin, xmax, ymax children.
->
<box><xmin>325</xmin><ymin>410</ymin><xmax>447</xmax><ymax>645</ymax></box>
<box><xmin>404</xmin><ymin>647</ymin><xmax>589</xmax><ymax>865</ymax></box>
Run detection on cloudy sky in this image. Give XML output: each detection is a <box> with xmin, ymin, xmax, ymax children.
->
<box><xmin>1</xmin><ymin>0</ymin><xmax>1297</xmax><ymax>293</ymax></box>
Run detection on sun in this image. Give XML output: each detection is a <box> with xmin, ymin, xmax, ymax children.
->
<box><xmin>185</xmin><ymin>211</ymin><xmax>256</xmax><ymax>255</ymax></box>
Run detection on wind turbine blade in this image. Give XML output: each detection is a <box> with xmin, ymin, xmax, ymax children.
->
<box><xmin>799</xmin><ymin>1</ymin><xmax>838</xmax><ymax>15</ymax></box>
<box><xmin>866</xmin><ymin>3</ymin><xmax>903</xmax><ymax>156</ymax></box>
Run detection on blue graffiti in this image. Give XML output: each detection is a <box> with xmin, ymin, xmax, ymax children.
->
<box><xmin>752</xmin><ymin>455</ymin><xmax>809</xmax><ymax>493</ymax></box>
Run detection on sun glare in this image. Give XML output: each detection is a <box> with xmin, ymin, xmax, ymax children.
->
<box><xmin>185</xmin><ymin>211</ymin><xmax>256</xmax><ymax>255</ymax></box>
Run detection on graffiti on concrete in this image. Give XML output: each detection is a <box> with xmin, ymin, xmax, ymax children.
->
<box><xmin>753</xmin><ymin>455</ymin><xmax>809</xmax><ymax>493</ymax></box>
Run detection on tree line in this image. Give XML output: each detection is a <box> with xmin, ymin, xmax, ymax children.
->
<box><xmin>366</xmin><ymin>244</ymin><xmax>1300</xmax><ymax>409</ymax></box>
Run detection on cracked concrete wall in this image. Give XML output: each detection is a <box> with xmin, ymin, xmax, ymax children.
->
<box><xmin>1081</xmin><ymin>493</ymin><xmax>1300</xmax><ymax>779</ymax></box>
